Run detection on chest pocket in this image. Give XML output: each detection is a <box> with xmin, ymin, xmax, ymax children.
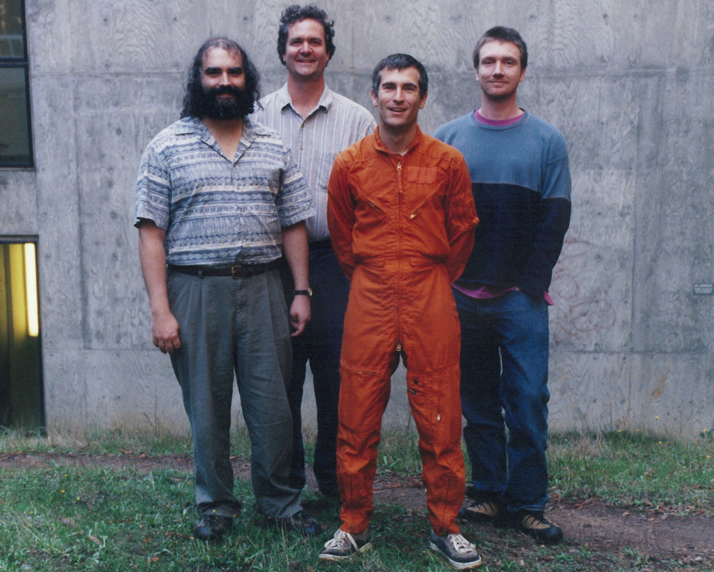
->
<box><xmin>404</xmin><ymin>166</ymin><xmax>439</xmax><ymax>186</ymax></box>
<box><xmin>404</xmin><ymin>166</ymin><xmax>444</xmax><ymax>218</ymax></box>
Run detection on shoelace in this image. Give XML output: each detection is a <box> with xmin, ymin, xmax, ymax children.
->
<box><xmin>324</xmin><ymin>530</ymin><xmax>358</xmax><ymax>550</ymax></box>
<box><xmin>447</xmin><ymin>533</ymin><xmax>477</xmax><ymax>555</ymax></box>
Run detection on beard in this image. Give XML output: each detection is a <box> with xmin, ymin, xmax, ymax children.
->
<box><xmin>196</xmin><ymin>85</ymin><xmax>255</xmax><ymax>120</ymax></box>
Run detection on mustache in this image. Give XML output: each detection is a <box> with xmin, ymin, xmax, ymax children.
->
<box><xmin>205</xmin><ymin>85</ymin><xmax>245</xmax><ymax>97</ymax></box>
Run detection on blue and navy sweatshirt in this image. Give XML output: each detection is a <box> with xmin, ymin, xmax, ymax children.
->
<box><xmin>434</xmin><ymin>111</ymin><xmax>571</xmax><ymax>297</ymax></box>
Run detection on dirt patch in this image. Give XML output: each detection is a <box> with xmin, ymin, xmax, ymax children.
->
<box><xmin>2</xmin><ymin>452</ymin><xmax>713</xmax><ymax>568</ymax></box>
<box><xmin>550</xmin><ymin>501</ymin><xmax>714</xmax><ymax>565</ymax></box>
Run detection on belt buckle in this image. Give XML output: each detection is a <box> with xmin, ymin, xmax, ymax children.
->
<box><xmin>230</xmin><ymin>264</ymin><xmax>243</xmax><ymax>279</ymax></box>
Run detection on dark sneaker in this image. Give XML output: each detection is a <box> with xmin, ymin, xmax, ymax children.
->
<box><xmin>428</xmin><ymin>531</ymin><xmax>482</xmax><ymax>569</ymax></box>
<box><xmin>319</xmin><ymin>528</ymin><xmax>372</xmax><ymax>561</ymax></box>
<box><xmin>459</xmin><ymin>497</ymin><xmax>503</xmax><ymax>524</ymax></box>
<box><xmin>192</xmin><ymin>514</ymin><xmax>233</xmax><ymax>541</ymax></box>
<box><xmin>511</xmin><ymin>510</ymin><xmax>563</xmax><ymax>544</ymax></box>
<box><xmin>267</xmin><ymin>510</ymin><xmax>322</xmax><ymax>536</ymax></box>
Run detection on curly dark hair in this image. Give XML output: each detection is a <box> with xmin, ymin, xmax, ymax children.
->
<box><xmin>180</xmin><ymin>38</ymin><xmax>260</xmax><ymax>119</ymax></box>
<box><xmin>372</xmin><ymin>53</ymin><xmax>428</xmax><ymax>99</ymax></box>
<box><xmin>472</xmin><ymin>26</ymin><xmax>528</xmax><ymax>70</ymax></box>
<box><xmin>277</xmin><ymin>5</ymin><xmax>336</xmax><ymax>65</ymax></box>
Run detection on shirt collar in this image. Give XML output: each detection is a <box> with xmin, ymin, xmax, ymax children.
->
<box><xmin>175</xmin><ymin>116</ymin><xmax>256</xmax><ymax>153</ymax></box>
<box><xmin>372</xmin><ymin>125</ymin><xmax>423</xmax><ymax>156</ymax></box>
<box><xmin>277</xmin><ymin>83</ymin><xmax>333</xmax><ymax>116</ymax></box>
<box><xmin>177</xmin><ymin>117</ymin><xmax>218</xmax><ymax>150</ymax></box>
<box><xmin>174</xmin><ymin>116</ymin><xmax>203</xmax><ymax>136</ymax></box>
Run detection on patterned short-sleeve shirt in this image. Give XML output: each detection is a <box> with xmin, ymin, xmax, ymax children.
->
<box><xmin>135</xmin><ymin>117</ymin><xmax>315</xmax><ymax>266</ymax></box>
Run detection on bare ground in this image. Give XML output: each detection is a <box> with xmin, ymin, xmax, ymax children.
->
<box><xmin>2</xmin><ymin>452</ymin><xmax>713</xmax><ymax>569</ymax></box>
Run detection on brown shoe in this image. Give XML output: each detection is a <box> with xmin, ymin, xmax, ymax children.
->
<box><xmin>511</xmin><ymin>510</ymin><xmax>563</xmax><ymax>544</ymax></box>
<box><xmin>459</xmin><ymin>497</ymin><xmax>503</xmax><ymax>524</ymax></box>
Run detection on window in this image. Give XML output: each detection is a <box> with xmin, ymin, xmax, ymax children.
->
<box><xmin>0</xmin><ymin>0</ymin><xmax>32</xmax><ymax>168</ymax></box>
<box><xmin>0</xmin><ymin>238</ymin><xmax>44</xmax><ymax>429</ymax></box>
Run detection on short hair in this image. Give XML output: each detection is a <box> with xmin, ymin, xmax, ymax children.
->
<box><xmin>472</xmin><ymin>26</ymin><xmax>528</xmax><ymax>70</ymax></box>
<box><xmin>180</xmin><ymin>38</ymin><xmax>261</xmax><ymax>119</ymax></box>
<box><xmin>277</xmin><ymin>5</ymin><xmax>336</xmax><ymax>64</ymax></box>
<box><xmin>371</xmin><ymin>53</ymin><xmax>428</xmax><ymax>99</ymax></box>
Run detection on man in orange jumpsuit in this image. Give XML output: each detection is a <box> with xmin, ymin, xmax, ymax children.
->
<box><xmin>319</xmin><ymin>54</ymin><xmax>481</xmax><ymax>570</ymax></box>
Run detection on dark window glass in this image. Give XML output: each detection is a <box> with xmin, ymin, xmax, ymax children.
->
<box><xmin>0</xmin><ymin>0</ymin><xmax>32</xmax><ymax>168</ymax></box>
<box><xmin>0</xmin><ymin>0</ymin><xmax>25</xmax><ymax>58</ymax></box>
<box><xmin>0</xmin><ymin>66</ymin><xmax>31</xmax><ymax>166</ymax></box>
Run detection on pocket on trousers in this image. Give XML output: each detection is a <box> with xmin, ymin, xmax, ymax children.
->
<box><xmin>406</xmin><ymin>371</ymin><xmax>439</xmax><ymax>442</ymax></box>
<box><xmin>407</xmin><ymin>364</ymin><xmax>461</xmax><ymax>447</ymax></box>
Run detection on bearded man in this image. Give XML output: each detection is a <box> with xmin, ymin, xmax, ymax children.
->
<box><xmin>135</xmin><ymin>38</ymin><xmax>320</xmax><ymax>541</ymax></box>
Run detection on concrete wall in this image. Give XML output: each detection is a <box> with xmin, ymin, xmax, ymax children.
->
<box><xmin>2</xmin><ymin>0</ymin><xmax>713</xmax><ymax>438</ymax></box>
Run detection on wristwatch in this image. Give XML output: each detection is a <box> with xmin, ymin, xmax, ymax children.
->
<box><xmin>293</xmin><ymin>288</ymin><xmax>313</xmax><ymax>297</ymax></box>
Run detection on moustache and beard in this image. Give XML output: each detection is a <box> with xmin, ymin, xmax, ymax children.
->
<box><xmin>196</xmin><ymin>85</ymin><xmax>255</xmax><ymax>120</ymax></box>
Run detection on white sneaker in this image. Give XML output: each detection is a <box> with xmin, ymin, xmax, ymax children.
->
<box><xmin>319</xmin><ymin>528</ymin><xmax>372</xmax><ymax>561</ymax></box>
<box><xmin>428</xmin><ymin>530</ymin><xmax>482</xmax><ymax>569</ymax></box>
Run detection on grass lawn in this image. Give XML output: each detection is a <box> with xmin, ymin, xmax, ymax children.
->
<box><xmin>549</xmin><ymin>431</ymin><xmax>714</xmax><ymax>515</ymax></box>
<box><xmin>1</xmin><ymin>427</ymin><xmax>713</xmax><ymax>571</ymax></box>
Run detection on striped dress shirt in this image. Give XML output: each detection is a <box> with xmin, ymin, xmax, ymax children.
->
<box><xmin>253</xmin><ymin>84</ymin><xmax>376</xmax><ymax>242</ymax></box>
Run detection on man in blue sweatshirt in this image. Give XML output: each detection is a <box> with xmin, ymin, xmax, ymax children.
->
<box><xmin>434</xmin><ymin>26</ymin><xmax>571</xmax><ymax>544</ymax></box>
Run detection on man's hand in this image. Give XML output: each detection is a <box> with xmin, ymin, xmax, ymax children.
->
<box><xmin>152</xmin><ymin>309</ymin><xmax>181</xmax><ymax>354</ymax></box>
<box><xmin>281</xmin><ymin>221</ymin><xmax>311</xmax><ymax>336</ymax></box>
<box><xmin>138</xmin><ymin>220</ymin><xmax>182</xmax><ymax>354</ymax></box>
<box><xmin>289</xmin><ymin>295</ymin><xmax>311</xmax><ymax>337</ymax></box>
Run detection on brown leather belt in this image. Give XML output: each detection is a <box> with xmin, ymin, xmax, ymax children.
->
<box><xmin>168</xmin><ymin>258</ymin><xmax>284</xmax><ymax>279</ymax></box>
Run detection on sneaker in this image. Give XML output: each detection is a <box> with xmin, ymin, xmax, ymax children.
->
<box><xmin>428</xmin><ymin>531</ymin><xmax>482</xmax><ymax>569</ymax></box>
<box><xmin>459</xmin><ymin>497</ymin><xmax>503</xmax><ymax>524</ymax></box>
<box><xmin>319</xmin><ymin>528</ymin><xmax>372</xmax><ymax>561</ymax></box>
<box><xmin>192</xmin><ymin>514</ymin><xmax>233</xmax><ymax>541</ymax></box>
<box><xmin>266</xmin><ymin>510</ymin><xmax>322</xmax><ymax>536</ymax></box>
<box><xmin>511</xmin><ymin>510</ymin><xmax>563</xmax><ymax>544</ymax></box>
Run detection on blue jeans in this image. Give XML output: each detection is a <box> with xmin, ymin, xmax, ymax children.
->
<box><xmin>282</xmin><ymin>240</ymin><xmax>349</xmax><ymax>497</ymax></box>
<box><xmin>455</xmin><ymin>288</ymin><xmax>550</xmax><ymax>512</ymax></box>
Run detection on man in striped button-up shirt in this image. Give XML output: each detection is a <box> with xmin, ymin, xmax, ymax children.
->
<box><xmin>252</xmin><ymin>4</ymin><xmax>375</xmax><ymax>500</ymax></box>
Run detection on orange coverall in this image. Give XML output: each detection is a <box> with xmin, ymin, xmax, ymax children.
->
<box><xmin>327</xmin><ymin>127</ymin><xmax>478</xmax><ymax>536</ymax></box>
